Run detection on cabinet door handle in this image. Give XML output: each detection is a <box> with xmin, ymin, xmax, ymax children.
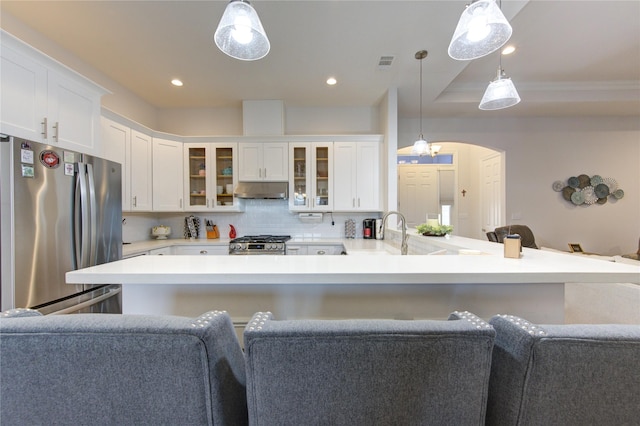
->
<box><xmin>199</xmin><ymin>250</ymin><xmax>208</xmax><ymax>255</ymax></box>
<box><xmin>352</xmin><ymin>198</ymin><xmax>356</xmax><ymax>207</ymax></box>
<box><xmin>179</xmin><ymin>198</ymin><xmax>183</xmax><ymax>209</ymax></box>
<box><xmin>358</xmin><ymin>198</ymin><xmax>361</xmax><ymax>207</ymax></box>
<box><xmin>264</xmin><ymin>168</ymin><xmax>267</xmax><ymax>178</ymax></box>
<box><xmin>259</xmin><ymin>168</ymin><xmax>262</xmax><ymax>178</ymax></box>
<box><xmin>41</xmin><ymin>117</ymin><xmax>48</xmax><ymax>139</ymax></box>
<box><xmin>317</xmin><ymin>250</ymin><xmax>326</xmax><ymax>255</ymax></box>
<box><xmin>52</xmin><ymin>122</ymin><xmax>59</xmax><ymax>141</ymax></box>
<box><xmin>206</xmin><ymin>198</ymin><xmax>210</xmax><ymax>208</ymax></box>
<box><xmin>133</xmin><ymin>196</ymin><xmax>137</xmax><ymax>207</ymax></box>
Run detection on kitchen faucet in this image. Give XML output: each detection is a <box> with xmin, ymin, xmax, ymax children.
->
<box><xmin>380</xmin><ymin>211</ymin><xmax>409</xmax><ymax>255</ymax></box>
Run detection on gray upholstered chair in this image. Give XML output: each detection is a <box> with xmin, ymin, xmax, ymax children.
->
<box><xmin>0</xmin><ymin>309</ymin><xmax>248</xmax><ymax>426</ymax></box>
<box><xmin>243</xmin><ymin>311</ymin><xmax>496</xmax><ymax>426</ymax></box>
<box><xmin>493</xmin><ymin>225</ymin><xmax>538</xmax><ymax>249</ymax></box>
<box><xmin>486</xmin><ymin>314</ymin><xmax>640</xmax><ymax>426</ymax></box>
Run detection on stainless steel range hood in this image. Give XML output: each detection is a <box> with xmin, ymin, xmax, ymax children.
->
<box><xmin>234</xmin><ymin>182</ymin><xmax>288</xmax><ymax>199</ymax></box>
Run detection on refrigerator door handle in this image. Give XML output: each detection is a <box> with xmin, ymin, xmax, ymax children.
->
<box><xmin>75</xmin><ymin>162</ymin><xmax>90</xmax><ymax>269</ymax></box>
<box><xmin>48</xmin><ymin>286</ymin><xmax>121</xmax><ymax>315</ymax></box>
<box><xmin>86</xmin><ymin>163</ymin><xmax>98</xmax><ymax>266</ymax></box>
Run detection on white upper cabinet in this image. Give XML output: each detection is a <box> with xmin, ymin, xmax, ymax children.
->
<box><xmin>0</xmin><ymin>31</ymin><xmax>107</xmax><ymax>155</ymax></box>
<box><xmin>130</xmin><ymin>130</ymin><xmax>153</xmax><ymax>211</ymax></box>
<box><xmin>152</xmin><ymin>137</ymin><xmax>183</xmax><ymax>211</ymax></box>
<box><xmin>238</xmin><ymin>142</ymin><xmax>288</xmax><ymax>181</ymax></box>
<box><xmin>101</xmin><ymin>117</ymin><xmax>131</xmax><ymax>211</ymax></box>
<box><xmin>289</xmin><ymin>142</ymin><xmax>333</xmax><ymax>211</ymax></box>
<box><xmin>101</xmin><ymin>117</ymin><xmax>152</xmax><ymax>211</ymax></box>
<box><xmin>333</xmin><ymin>141</ymin><xmax>381</xmax><ymax>211</ymax></box>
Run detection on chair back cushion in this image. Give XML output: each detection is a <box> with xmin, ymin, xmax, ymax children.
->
<box><xmin>0</xmin><ymin>311</ymin><xmax>247</xmax><ymax>426</ymax></box>
<box><xmin>244</xmin><ymin>311</ymin><xmax>495</xmax><ymax>426</ymax></box>
<box><xmin>487</xmin><ymin>315</ymin><xmax>640</xmax><ymax>426</ymax></box>
<box><xmin>494</xmin><ymin>225</ymin><xmax>538</xmax><ymax>249</ymax></box>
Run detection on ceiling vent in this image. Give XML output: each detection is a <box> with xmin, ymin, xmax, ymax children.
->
<box><xmin>377</xmin><ymin>55</ymin><xmax>394</xmax><ymax>70</ymax></box>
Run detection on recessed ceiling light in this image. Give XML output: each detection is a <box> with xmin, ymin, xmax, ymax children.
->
<box><xmin>171</xmin><ymin>79</ymin><xmax>183</xmax><ymax>87</ymax></box>
<box><xmin>501</xmin><ymin>45</ymin><xmax>516</xmax><ymax>55</ymax></box>
<box><xmin>326</xmin><ymin>77</ymin><xmax>337</xmax><ymax>86</ymax></box>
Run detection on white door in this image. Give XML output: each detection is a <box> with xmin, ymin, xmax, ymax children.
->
<box><xmin>398</xmin><ymin>165</ymin><xmax>438</xmax><ymax>227</ymax></box>
<box><xmin>481</xmin><ymin>153</ymin><xmax>503</xmax><ymax>238</ymax></box>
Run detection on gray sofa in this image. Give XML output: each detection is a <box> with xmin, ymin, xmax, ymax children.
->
<box><xmin>3</xmin><ymin>309</ymin><xmax>638</xmax><ymax>425</ymax></box>
<box><xmin>243</xmin><ymin>311</ymin><xmax>496</xmax><ymax>426</ymax></box>
<box><xmin>0</xmin><ymin>309</ymin><xmax>248</xmax><ymax>426</ymax></box>
<box><xmin>486</xmin><ymin>314</ymin><xmax>640</xmax><ymax>426</ymax></box>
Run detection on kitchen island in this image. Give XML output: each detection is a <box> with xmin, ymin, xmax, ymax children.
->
<box><xmin>67</xmin><ymin>233</ymin><xmax>640</xmax><ymax>325</ymax></box>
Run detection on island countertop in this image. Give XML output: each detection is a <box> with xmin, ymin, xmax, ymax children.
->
<box><xmin>68</xmin><ymin>235</ymin><xmax>639</xmax><ymax>286</ymax></box>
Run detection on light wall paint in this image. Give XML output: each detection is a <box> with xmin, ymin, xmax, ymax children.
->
<box><xmin>400</xmin><ymin>116</ymin><xmax>640</xmax><ymax>256</ymax></box>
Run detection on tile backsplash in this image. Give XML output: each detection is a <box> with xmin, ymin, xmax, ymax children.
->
<box><xmin>123</xmin><ymin>199</ymin><xmax>381</xmax><ymax>242</ymax></box>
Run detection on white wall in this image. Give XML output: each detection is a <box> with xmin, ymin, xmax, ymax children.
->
<box><xmin>399</xmin><ymin>116</ymin><xmax>640</xmax><ymax>255</ymax></box>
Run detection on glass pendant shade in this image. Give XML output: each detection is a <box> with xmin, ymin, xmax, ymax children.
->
<box><xmin>412</xmin><ymin>138</ymin><xmax>430</xmax><ymax>156</ymax></box>
<box><xmin>448</xmin><ymin>0</ymin><xmax>512</xmax><ymax>61</ymax></box>
<box><xmin>214</xmin><ymin>0</ymin><xmax>270</xmax><ymax>61</ymax></box>
<box><xmin>479</xmin><ymin>71</ymin><xmax>521</xmax><ymax>110</ymax></box>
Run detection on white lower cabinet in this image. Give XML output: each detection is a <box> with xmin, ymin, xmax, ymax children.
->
<box><xmin>172</xmin><ymin>245</ymin><xmax>229</xmax><ymax>256</ymax></box>
<box><xmin>285</xmin><ymin>245</ymin><xmax>307</xmax><ymax>255</ymax></box>
<box><xmin>149</xmin><ymin>247</ymin><xmax>172</xmax><ymax>255</ymax></box>
<box><xmin>286</xmin><ymin>244</ymin><xmax>345</xmax><ymax>255</ymax></box>
<box><xmin>307</xmin><ymin>245</ymin><xmax>345</xmax><ymax>255</ymax></box>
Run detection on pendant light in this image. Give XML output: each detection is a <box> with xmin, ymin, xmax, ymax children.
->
<box><xmin>214</xmin><ymin>0</ymin><xmax>270</xmax><ymax>61</ymax></box>
<box><xmin>448</xmin><ymin>0</ymin><xmax>512</xmax><ymax>61</ymax></box>
<box><xmin>479</xmin><ymin>56</ymin><xmax>521</xmax><ymax>110</ymax></box>
<box><xmin>411</xmin><ymin>50</ymin><xmax>434</xmax><ymax>157</ymax></box>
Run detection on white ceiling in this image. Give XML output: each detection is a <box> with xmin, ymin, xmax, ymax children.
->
<box><xmin>2</xmin><ymin>0</ymin><xmax>639</xmax><ymax>119</ymax></box>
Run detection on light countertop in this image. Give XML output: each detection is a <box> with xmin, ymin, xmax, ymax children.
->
<box><xmin>72</xmin><ymin>233</ymin><xmax>640</xmax><ymax>286</ymax></box>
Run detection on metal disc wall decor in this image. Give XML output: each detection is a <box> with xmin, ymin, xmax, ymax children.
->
<box><xmin>553</xmin><ymin>175</ymin><xmax>624</xmax><ymax>206</ymax></box>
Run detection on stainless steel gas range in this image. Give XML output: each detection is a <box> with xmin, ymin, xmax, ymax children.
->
<box><xmin>228</xmin><ymin>235</ymin><xmax>291</xmax><ymax>255</ymax></box>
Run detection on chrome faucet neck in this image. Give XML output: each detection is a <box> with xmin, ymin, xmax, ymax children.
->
<box><xmin>380</xmin><ymin>211</ymin><xmax>408</xmax><ymax>255</ymax></box>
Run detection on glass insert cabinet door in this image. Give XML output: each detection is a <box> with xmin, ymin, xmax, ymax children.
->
<box><xmin>215</xmin><ymin>146</ymin><xmax>234</xmax><ymax>207</ymax></box>
<box><xmin>314</xmin><ymin>145</ymin><xmax>331</xmax><ymax>209</ymax></box>
<box><xmin>289</xmin><ymin>142</ymin><xmax>332</xmax><ymax>211</ymax></box>
<box><xmin>292</xmin><ymin>146</ymin><xmax>308</xmax><ymax>207</ymax></box>
<box><xmin>187</xmin><ymin>146</ymin><xmax>208</xmax><ymax>208</ymax></box>
<box><xmin>184</xmin><ymin>143</ymin><xmax>236</xmax><ymax>210</ymax></box>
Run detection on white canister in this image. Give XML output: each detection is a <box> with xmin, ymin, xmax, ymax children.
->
<box><xmin>226</xmin><ymin>184</ymin><xmax>234</xmax><ymax>195</ymax></box>
<box><xmin>375</xmin><ymin>219</ymin><xmax>383</xmax><ymax>239</ymax></box>
<box><xmin>216</xmin><ymin>185</ymin><xmax>223</xmax><ymax>194</ymax></box>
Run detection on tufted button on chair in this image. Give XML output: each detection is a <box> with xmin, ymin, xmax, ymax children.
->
<box><xmin>243</xmin><ymin>311</ymin><xmax>496</xmax><ymax>426</ymax></box>
<box><xmin>485</xmin><ymin>314</ymin><xmax>640</xmax><ymax>426</ymax></box>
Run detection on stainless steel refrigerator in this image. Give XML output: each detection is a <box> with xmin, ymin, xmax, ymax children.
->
<box><xmin>1</xmin><ymin>135</ymin><xmax>122</xmax><ymax>314</ymax></box>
